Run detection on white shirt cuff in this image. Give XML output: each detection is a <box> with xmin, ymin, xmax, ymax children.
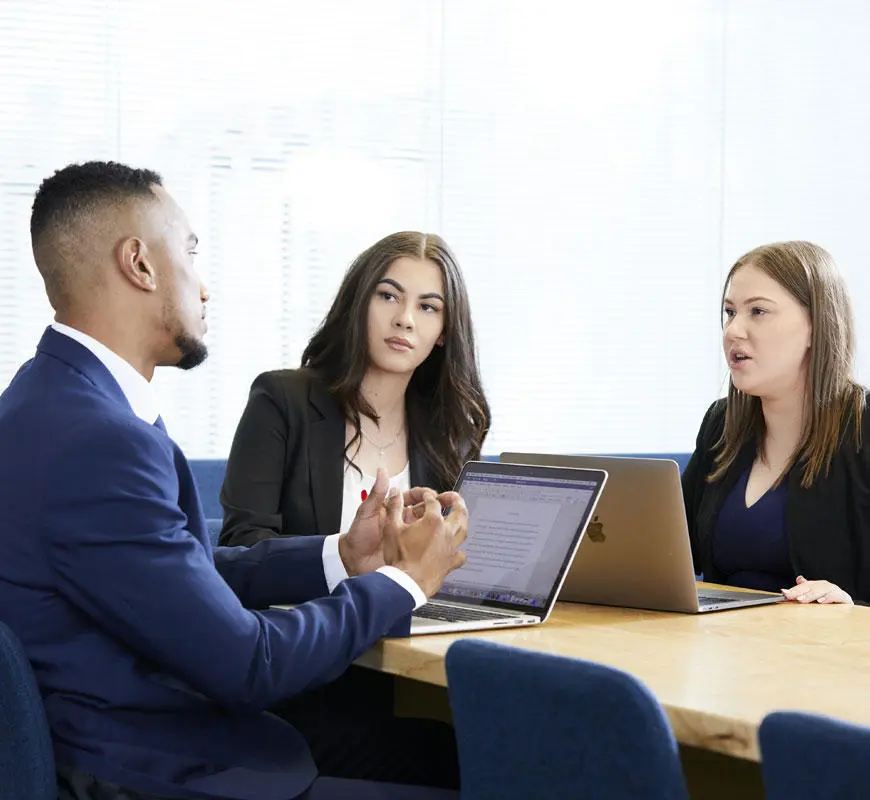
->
<box><xmin>322</xmin><ymin>533</ymin><xmax>349</xmax><ymax>592</ymax></box>
<box><xmin>377</xmin><ymin>566</ymin><xmax>427</xmax><ymax>610</ymax></box>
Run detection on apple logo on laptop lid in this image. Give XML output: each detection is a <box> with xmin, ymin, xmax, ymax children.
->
<box><xmin>586</xmin><ymin>514</ymin><xmax>606</xmax><ymax>543</ymax></box>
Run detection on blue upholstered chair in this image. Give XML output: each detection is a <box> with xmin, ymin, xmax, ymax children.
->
<box><xmin>186</xmin><ymin>459</ymin><xmax>225</xmax><ymax>547</ymax></box>
<box><xmin>759</xmin><ymin>711</ymin><xmax>870</xmax><ymax>800</ymax></box>
<box><xmin>0</xmin><ymin>620</ymin><xmax>56</xmax><ymax>800</ymax></box>
<box><xmin>445</xmin><ymin>639</ymin><xmax>688</xmax><ymax>800</ymax></box>
<box><xmin>188</xmin><ymin>459</ymin><xmax>227</xmax><ymax>520</ymax></box>
<box><xmin>206</xmin><ymin>518</ymin><xmax>222</xmax><ymax>548</ymax></box>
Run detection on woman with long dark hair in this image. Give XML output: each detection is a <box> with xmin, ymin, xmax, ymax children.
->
<box><xmin>219</xmin><ymin>230</ymin><xmax>490</xmax><ymax>545</ymax></box>
<box><xmin>218</xmin><ymin>231</ymin><xmax>486</xmax><ymax>788</ymax></box>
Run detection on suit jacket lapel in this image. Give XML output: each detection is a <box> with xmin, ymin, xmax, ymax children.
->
<box><xmin>307</xmin><ymin>379</ymin><xmax>345</xmax><ymax>535</ymax></box>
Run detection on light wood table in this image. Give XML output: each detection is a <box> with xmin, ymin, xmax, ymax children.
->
<box><xmin>356</xmin><ymin>592</ymin><xmax>870</xmax><ymax>797</ymax></box>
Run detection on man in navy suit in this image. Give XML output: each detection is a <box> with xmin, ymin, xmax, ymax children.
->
<box><xmin>0</xmin><ymin>161</ymin><xmax>469</xmax><ymax>800</ymax></box>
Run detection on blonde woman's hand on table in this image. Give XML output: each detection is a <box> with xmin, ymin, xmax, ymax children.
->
<box><xmin>782</xmin><ymin>575</ymin><xmax>853</xmax><ymax>604</ymax></box>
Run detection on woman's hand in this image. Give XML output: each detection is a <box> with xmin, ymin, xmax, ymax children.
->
<box><xmin>782</xmin><ymin>575</ymin><xmax>853</xmax><ymax>605</ymax></box>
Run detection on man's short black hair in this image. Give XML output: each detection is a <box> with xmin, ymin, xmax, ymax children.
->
<box><xmin>30</xmin><ymin>161</ymin><xmax>163</xmax><ymax>309</ymax></box>
<box><xmin>31</xmin><ymin>160</ymin><xmax>163</xmax><ymax>244</ymax></box>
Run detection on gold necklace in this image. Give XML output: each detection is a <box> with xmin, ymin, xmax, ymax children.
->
<box><xmin>360</xmin><ymin>425</ymin><xmax>404</xmax><ymax>461</ymax></box>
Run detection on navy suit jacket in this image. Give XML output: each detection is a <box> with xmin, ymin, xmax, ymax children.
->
<box><xmin>0</xmin><ymin>328</ymin><xmax>415</xmax><ymax>800</ymax></box>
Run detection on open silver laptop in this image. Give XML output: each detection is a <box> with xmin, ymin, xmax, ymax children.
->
<box><xmin>409</xmin><ymin>460</ymin><xmax>607</xmax><ymax>635</ymax></box>
<box><xmin>500</xmin><ymin>453</ymin><xmax>783</xmax><ymax>614</ymax></box>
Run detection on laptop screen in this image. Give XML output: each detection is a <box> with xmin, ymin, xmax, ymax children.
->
<box><xmin>433</xmin><ymin>461</ymin><xmax>605</xmax><ymax>613</ymax></box>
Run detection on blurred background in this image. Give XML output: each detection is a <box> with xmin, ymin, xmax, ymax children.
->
<box><xmin>2</xmin><ymin>0</ymin><xmax>868</xmax><ymax>457</ymax></box>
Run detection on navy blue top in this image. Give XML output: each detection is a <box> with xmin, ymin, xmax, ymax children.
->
<box><xmin>712</xmin><ymin>466</ymin><xmax>793</xmax><ymax>592</ymax></box>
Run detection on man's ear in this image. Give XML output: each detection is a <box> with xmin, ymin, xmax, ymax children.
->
<box><xmin>117</xmin><ymin>237</ymin><xmax>157</xmax><ymax>292</ymax></box>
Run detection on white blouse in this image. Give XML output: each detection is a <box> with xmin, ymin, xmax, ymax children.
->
<box><xmin>339</xmin><ymin>461</ymin><xmax>411</xmax><ymax>533</ymax></box>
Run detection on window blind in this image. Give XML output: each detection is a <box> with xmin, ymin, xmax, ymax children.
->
<box><xmin>3</xmin><ymin>1</ymin><xmax>868</xmax><ymax>458</ymax></box>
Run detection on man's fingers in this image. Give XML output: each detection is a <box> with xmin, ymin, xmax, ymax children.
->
<box><xmin>436</xmin><ymin>491</ymin><xmax>463</xmax><ymax>509</ymax></box>
<box><xmin>444</xmin><ymin>494</ymin><xmax>468</xmax><ymax>518</ymax></box>
<box><xmin>404</xmin><ymin>488</ymin><xmax>464</xmax><ymax>508</ymax></box>
<box><xmin>446</xmin><ymin>512</ymin><xmax>468</xmax><ymax>547</ymax></box>
<box><xmin>400</xmin><ymin>490</ymin><xmax>466</xmax><ymax>524</ymax></box>
<box><xmin>402</xmin><ymin>487</ymin><xmax>432</xmax><ymax>507</ymax></box>
<box><xmin>362</xmin><ymin>468</ymin><xmax>389</xmax><ymax>510</ymax></box>
<box><xmin>443</xmin><ymin>497</ymin><xmax>469</xmax><ymax>534</ymax></box>
<box><xmin>403</xmin><ymin>501</ymin><xmax>427</xmax><ymax>521</ymax></box>
<box><xmin>386</xmin><ymin>485</ymin><xmax>404</xmax><ymax>524</ymax></box>
<box><xmin>421</xmin><ymin>490</ymin><xmax>441</xmax><ymax>518</ymax></box>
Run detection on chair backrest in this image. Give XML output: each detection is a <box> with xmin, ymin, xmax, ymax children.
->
<box><xmin>206</xmin><ymin>518</ymin><xmax>223</xmax><ymax>548</ymax></box>
<box><xmin>445</xmin><ymin>639</ymin><xmax>688</xmax><ymax>800</ymax></box>
<box><xmin>187</xmin><ymin>459</ymin><xmax>227</xmax><ymax>519</ymax></box>
<box><xmin>759</xmin><ymin>711</ymin><xmax>870</xmax><ymax>800</ymax></box>
<box><xmin>0</xmin><ymin>620</ymin><xmax>56</xmax><ymax>800</ymax></box>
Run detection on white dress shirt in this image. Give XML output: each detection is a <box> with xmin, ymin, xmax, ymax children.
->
<box><xmin>50</xmin><ymin>323</ymin><xmax>426</xmax><ymax>609</ymax></box>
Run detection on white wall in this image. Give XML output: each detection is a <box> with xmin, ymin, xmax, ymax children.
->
<box><xmin>0</xmin><ymin>0</ymin><xmax>867</xmax><ymax>457</ymax></box>
<box><xmin>721</xmin><ymin>0</ymin><xmax>870</xmax><ymax>387</ymax></box>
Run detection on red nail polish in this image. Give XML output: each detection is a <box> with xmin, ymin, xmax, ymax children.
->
<box><xmin>360</xmin><ymin>490</ymin><xmax>368</xmax><ymax>501</ymax></box>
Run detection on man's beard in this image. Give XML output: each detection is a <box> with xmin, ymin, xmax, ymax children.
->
<box><xmin>175</xmin><ymin>332</ymin><xmax>208</xmax><ymax>370</ymax></box>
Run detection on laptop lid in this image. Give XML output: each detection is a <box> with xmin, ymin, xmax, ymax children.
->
<box><xmin>499</xmin><ymin>453</ymin><xmax>702</xmax><ymax>612</ymax></box>
<box><xmin>433</xmin><ymin>460</ymin><xmax>607</xmax><ymax>620</ymax></box>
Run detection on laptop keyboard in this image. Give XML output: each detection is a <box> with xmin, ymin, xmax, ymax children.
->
<box><xmin>698</xmin><ymin>588</ymin><xmax>777</xmax><ymax>606</ymax></box>
<box><xmin>698</xmin><ymin>595</ymin><xmax>738</xmax><ymax>607</ymax></box>
<box><xmin>413</xmin><ymin>603</ymin><xmax>519</xmax><ymax>623</ymax></box>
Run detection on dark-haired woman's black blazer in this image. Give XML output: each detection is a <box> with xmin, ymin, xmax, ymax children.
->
<box><xmin>219</xmin><ymin>369</ymin><xmax>442</xmax><ymax>547</ymax></box>
<box><xmin>682</xmin><ymin>395</ymin><xmax>870</xmax><ymax>604</ymax></box>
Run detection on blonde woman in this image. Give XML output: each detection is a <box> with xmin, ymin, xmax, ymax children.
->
<box><xmin>682</xmin><ymin>241</ymin><xmax>869</xmax><ymax>605</ymax></box>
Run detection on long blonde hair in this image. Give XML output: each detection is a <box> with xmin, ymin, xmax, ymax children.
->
<box><xmin>710</xmin><ymin>241</ymin><xmax>864</xmax><ymax>488</ymax></box>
